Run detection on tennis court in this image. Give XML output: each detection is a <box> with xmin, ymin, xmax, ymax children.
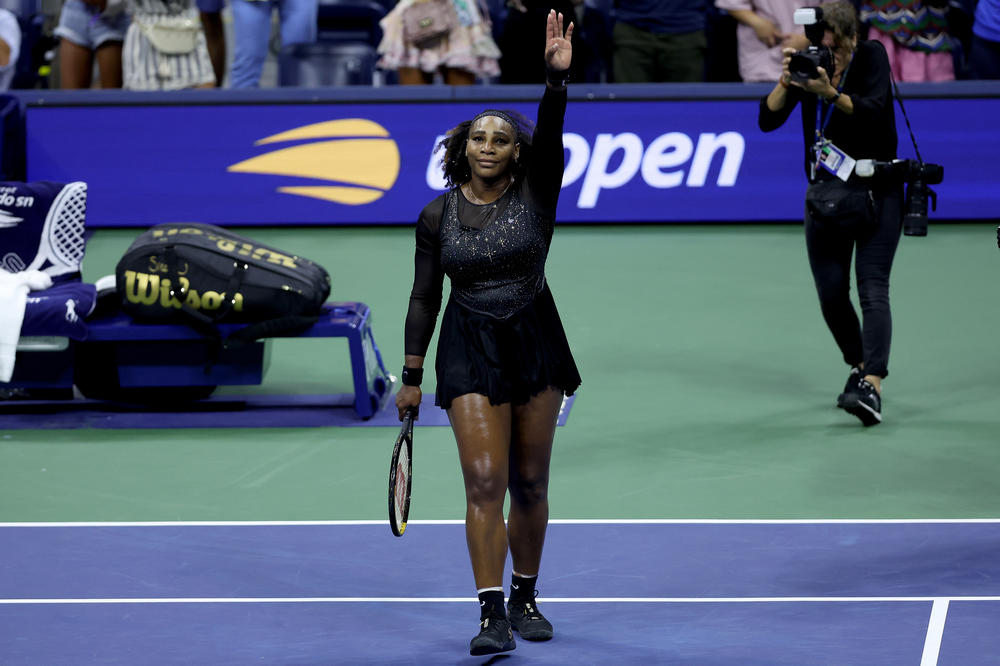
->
<box><xmin>3</xmin><ymin>222</ymin><xmax>1000</xmax><ymax>664</ymax></box>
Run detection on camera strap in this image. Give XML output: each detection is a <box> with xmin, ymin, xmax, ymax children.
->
<box><xmin>811</xmin><ymin>53</ymin><xmax>854</xmax><ymax>180</ymax></box>
<box><xmin>889</xmin><ymin>67</ymin><xmax>925</xmax><ymax>165</ymax></box>
<box><xmin>814</xmin><ymin>53</ymin><xmax>854</xmax><ymax>143</ymax></box>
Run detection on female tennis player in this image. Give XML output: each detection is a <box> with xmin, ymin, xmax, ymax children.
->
<box><xmin>395</xmin><ymin>8</ymin><xmax>580</xmax><ymax>656</ymax></box>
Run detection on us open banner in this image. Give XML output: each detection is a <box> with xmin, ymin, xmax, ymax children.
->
<box><xmin>19</xmin><ymin>84</ymin><xmax>998</xmax><ymax>227</ymax></box>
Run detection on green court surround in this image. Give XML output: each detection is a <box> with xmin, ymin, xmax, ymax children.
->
<box><xmin>2</xmin><ymin>223</ymin><xmax>998</xmax><ymax>521</ymax></box>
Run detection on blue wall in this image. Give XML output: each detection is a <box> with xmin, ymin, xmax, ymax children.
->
<box><xmin>8</xmin><ymin>82</ymin><xmax>997</xmax><ymax>227</ymax></box>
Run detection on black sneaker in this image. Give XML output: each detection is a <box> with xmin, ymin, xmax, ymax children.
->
<box><xmin>508</xmin><ymin>597</ymin><xmax>553</xmax><ymax>641</ymax></box>
<box><xmin>841</xmin><ymin>379</ymin><xmax>882</xmax><ymax>426</ymax></box>
<box><xmin>836</xmin><ymin>366</ymin><xmax>862</xmax><ymax>408</ymax></box>
<box><xmin>469</xmin><ymin>615</ymin><xmax>515</xmax><ymax>656</ymax></box>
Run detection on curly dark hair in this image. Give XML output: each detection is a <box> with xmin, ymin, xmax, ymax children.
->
<box><xmin>437</xmin><ymin>109</ymin><xmax>536</xmax><ymax>188</ymax></box>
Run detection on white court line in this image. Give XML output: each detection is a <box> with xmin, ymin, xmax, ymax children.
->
<box><xmin>921</xmin><ymin>599</ymin><xmax>950</xmax><ymax>666</ymax></box>
<box><xmin>3</xmin><ymin>519</ymin><xmax>1000</xmax><ymax>527</ymax></box>
<box><xmin>2</xmin><ymin>596</ymin><xmax>999</xmax><ymax>605</ymax></box>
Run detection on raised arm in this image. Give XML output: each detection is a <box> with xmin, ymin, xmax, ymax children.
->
<box><xmin>528</xmin><ymin>10</ymin><xmax>573</xmax><ymax>212</ymax></box>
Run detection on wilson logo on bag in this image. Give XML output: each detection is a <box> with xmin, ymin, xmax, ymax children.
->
<box><xmin>115</xmin><ymin>223</ymin><xmax>331</xmax><ymax>336</ymax></box>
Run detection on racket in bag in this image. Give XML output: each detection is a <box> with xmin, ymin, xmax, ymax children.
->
<box><xmin>115</xmin><ymin>222</ymin><xmax>331</xmax><ymax>343</ymax></box>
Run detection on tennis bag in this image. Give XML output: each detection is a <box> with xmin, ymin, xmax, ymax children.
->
<box><xmin>115</xmin><ymin>223</ymin><xmax>331</xmax><ymax>340</ymax></box>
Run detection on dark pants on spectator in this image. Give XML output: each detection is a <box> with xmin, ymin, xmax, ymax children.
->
<box><xmin>499</xmin><ymin>1</ymin><xmax>581</xmax><ymax>84</ymax></box>
<box><xmin>803</xmin><ymin>185</ymin><xmax>903</xmax><ymax>378</ymax></box>
<box><xmin>970</xmin><ymin>35</ymin><xmax>1000</xmax><ymax>80</ymax></box>
<box><xmin>611</xmin><ymin>21</ymin><xmax>706</xmax><ymax>83</ymax></box>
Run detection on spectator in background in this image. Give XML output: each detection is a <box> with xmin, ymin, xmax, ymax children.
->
<box><xmin>970</xmin><ymin>0</ymin><xmax>1000</xmax><ymax>79</ymax></box>
<box><xmin>860</xmin><ymin>0</ymin><xmax>954</xmax><ymax>81</ymax></box>
<box><xmin>715</xmin><ymin>0</ymin><xmax>811</xmax><ymax>82</ymax></box>
<box><xmin>54</xmin><ymin>0</ymin><xmax>129</xmax><ymax>88</ymax></box>
<box><xmin>499</xmin><ymin>0</ymin><xmax>583</xmax><ymax>83</ymax></box>
<box><xmin>377</xmin><ymin>0</ymin><xmax>500</xmax><ymax>84</ymax></box>
<box><xmin>0</xmin><ymin>7</ymin><xmax>19</xmax><ymax>90</ymax></box>
<box><xmin>122</xmin><ymin>0</ymin><xmax>216</xmax><ymax>90</ymax></box>
<box><xmin>704</xmin><ymin>3</ymin><xmax>742</xmax><ymax>81</ymax></box>
<box><xmin>229</xmin><ymin>0</ymin><xmax>317</xmax><ymax>88</ymax></box>
<box><xmin>197</xmin><ymin>0</ymin><xmax>226</xmax><ymax>85</ymax></box>
<box><xmin>611</xmin><ymin>0</ymin><xmax>707</xmax><ymax>82</ymax></box>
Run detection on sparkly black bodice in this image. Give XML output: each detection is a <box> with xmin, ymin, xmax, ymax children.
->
<box><xmin>439</xmin><ymin>187</ymin><xmax>549</xmax><ymax>319</ymax></box>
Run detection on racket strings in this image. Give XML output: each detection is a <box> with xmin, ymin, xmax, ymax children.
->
<box><xmin>393</xmin><ymin>446</ymin><xmax>410</xmax><ymax>523</ymax></box>
<box><xmin>389</xmin><ymin>411</ymin><xmax>415</xmax><ymax>536</ymax></box>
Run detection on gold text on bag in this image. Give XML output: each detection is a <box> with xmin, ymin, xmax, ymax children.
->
<box><xmin>122</xmin><ymin>270</ymin><xmax>245</xmax><ymax>313</ymax></box>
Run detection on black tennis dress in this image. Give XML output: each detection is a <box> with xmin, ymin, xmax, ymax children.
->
<box><xmin>404</xmin><ymin>87</ymin><xmax>581</xmax><ymax>409</ymax></box>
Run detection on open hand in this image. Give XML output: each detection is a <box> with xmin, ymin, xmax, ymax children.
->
<box><xmin>545</xmin><ymin>9</ymin><xmax>573</xmax><ymax>73</ymax></box>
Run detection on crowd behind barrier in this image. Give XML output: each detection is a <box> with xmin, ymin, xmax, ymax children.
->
<box><xmin>0</xmin><ymin>0</ymin><xmax>994</xmax><ymax>91</ymax></box>
<box><xmin>1</xmin><ymin>78</ymin><xmax>995</xmax><ymax>226</ymax></box>
<box><xmin>0</xmin><ymin>0</ymin><xmax>994</xmax><ymax>227</ymax></box>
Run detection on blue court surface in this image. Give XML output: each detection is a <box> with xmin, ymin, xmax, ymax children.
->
<box><xmin>3</xmin><ymin>520</ymin><xmax>1000</xmax><ymax>665</ymax></box>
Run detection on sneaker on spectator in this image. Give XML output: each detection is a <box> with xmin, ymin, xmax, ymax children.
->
<box><xmin>841</xmin><ymin>379</ymin><xmax>882</xmax><ymax>426</ymax></box>
<box><xmin>508</xmin><ymin>596</ymin><xmax>553</xmax><ymax>641</ymax></box>
<box><xmin>470</xmin><ymin>615</ymin><xmax>515</xmax><ymax>656</ymax></box>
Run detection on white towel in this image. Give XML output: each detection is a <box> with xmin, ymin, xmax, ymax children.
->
<box><xmin>0</xmin><ymin>269</ymin><xmax>53</xmax><ymax>382</ymax></box>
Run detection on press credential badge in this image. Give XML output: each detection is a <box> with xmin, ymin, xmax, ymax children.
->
<box><xmin>814</xmin><ymin>140</ymin><xmax>856</xmax><ymax>181</ymax></box>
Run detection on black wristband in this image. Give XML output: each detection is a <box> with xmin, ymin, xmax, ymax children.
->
<box><xmin>546</xmin><ymin>68</ymin><xmax>569</xmax><ymax>88</ymax></box>
<box><xmin>401</xmin><ymin>367</ymin><xmax>423</xmax><ymax>386</ymax></box>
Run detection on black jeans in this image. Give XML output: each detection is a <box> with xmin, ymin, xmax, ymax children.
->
<box><xmin>971</xmin><ymin>36</ymin><xmax>1000</xmax><ymax>80</ymax></box>
<box><xmin>804</xmin><ymin>185</ymin><xmax>903</xmax><ymax>378</ymax></box>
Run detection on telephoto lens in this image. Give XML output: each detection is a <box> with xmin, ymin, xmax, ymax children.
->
<box><xmin>903</xmin><ymin>181</ymin><xmax>929</xmax><ymax>237</ymax></box>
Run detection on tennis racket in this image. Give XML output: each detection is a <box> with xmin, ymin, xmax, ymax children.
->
<box><xmin>388</xmin><ymin>408</ymin><xmax>415</xmax><ymax>537</ymax></box>
<box><xmin>27</xmin><ymin>182</ymin><xmax>88</xmax><ymax>279</ymax></box>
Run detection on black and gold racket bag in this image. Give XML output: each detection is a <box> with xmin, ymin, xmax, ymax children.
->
<box><xmin>115</xmin><ymin>222</ymin><xmax>331</xmax><ymax>340</ymax></box>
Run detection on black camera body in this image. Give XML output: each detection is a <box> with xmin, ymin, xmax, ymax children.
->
<box><xmin>789</xmin><ymin>46</ymin><xmax>833</xmax><ymax>83</ymax></box>
<box><xmin>790</xmin><ymin>7</ymin><xmax>833</xmax><ymax>82</ymax></box>
<box><xmin>856</xmin><ymin>159</ymin><xmax>945</xmax><ymax>236</ymax></box>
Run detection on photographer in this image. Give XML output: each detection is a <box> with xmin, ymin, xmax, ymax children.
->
<box><xmin>758</xmin><ymin>1</ymin><xmax>901</xmax><ymax>426</ymax></box>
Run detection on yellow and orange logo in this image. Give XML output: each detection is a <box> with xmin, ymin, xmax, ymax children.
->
<box><xmin>228</xmin><ymin>119</ymin><xmax>400</xmax><ymax>205</ymax></box>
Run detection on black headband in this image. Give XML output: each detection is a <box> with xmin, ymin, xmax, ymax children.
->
<box><xmin>471</xmin><ymin>110</ymin><xmax>518</xmax><ymax>133</ymax></box>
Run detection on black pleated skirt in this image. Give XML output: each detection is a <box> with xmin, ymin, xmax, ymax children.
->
<box><xmin>435</xmin><ymin>282</ymin><xmax>581</xmax><ymax>409</ymax></box>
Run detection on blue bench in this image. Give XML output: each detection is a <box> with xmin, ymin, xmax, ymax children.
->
<box><xmin>6</xmin><ymin>301</ymin><xmax>395</xmax><ymax>420</ymax></box>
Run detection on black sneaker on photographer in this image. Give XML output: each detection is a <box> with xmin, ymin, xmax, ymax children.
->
<box><xmin>841</xmin><ymin>379</ymin><xmax>882</xmax><ymax>426</ymax></box>
<box><xmin>836</xmin><ymin>366</ymin><xmax>862</xmax><ymax>408</ymax></box>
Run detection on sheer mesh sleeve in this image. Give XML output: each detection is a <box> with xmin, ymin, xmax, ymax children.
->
<box><xmin>403</xmin><ymin>196</ymin><xmax>446</xmax><ymax>356</ymax></box>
